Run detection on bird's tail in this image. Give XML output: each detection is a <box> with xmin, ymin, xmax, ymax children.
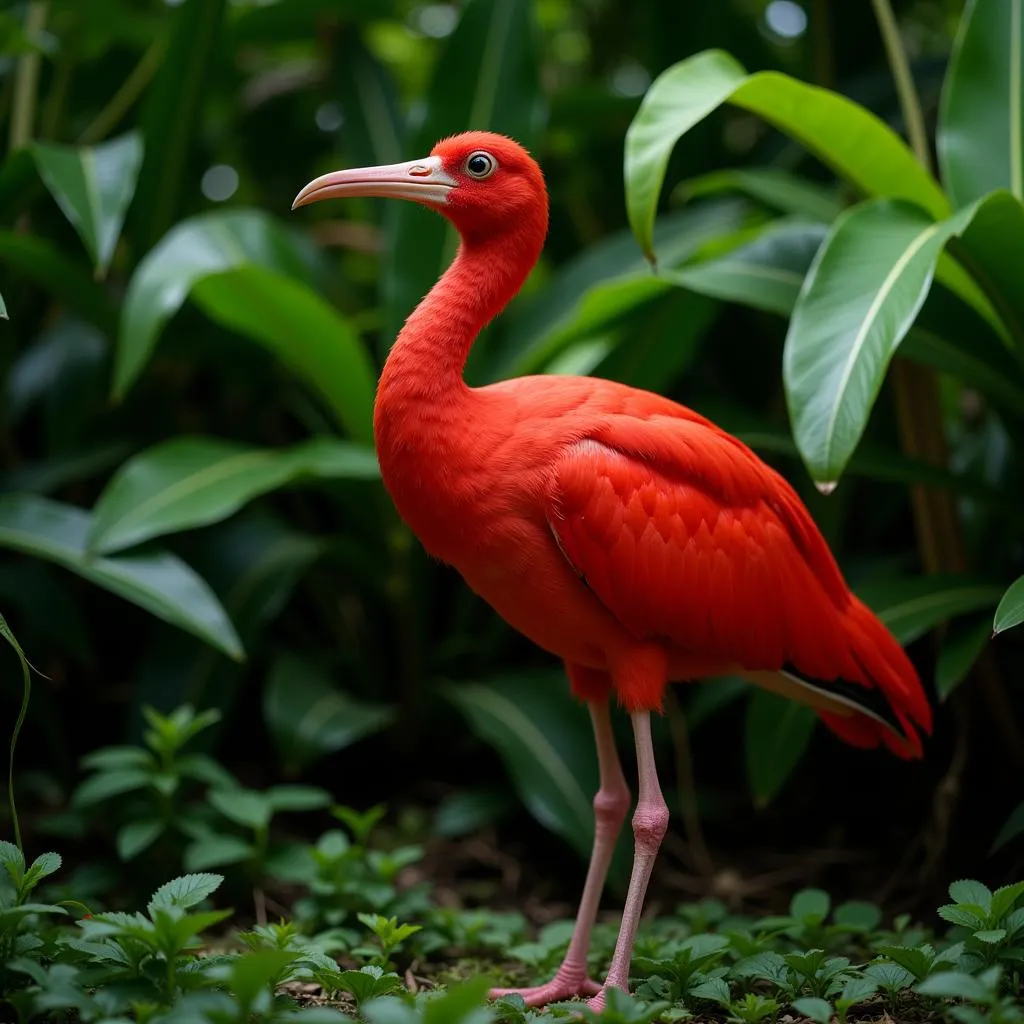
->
<box><xmin>817</xmin><ymin>596</ymin><xmax>933</xmax><ymax>759</ymax></box>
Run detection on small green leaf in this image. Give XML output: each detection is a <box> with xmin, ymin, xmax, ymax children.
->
<box><xmin>791</xmin><ymin>888</ymin><xmax>831</xmax><ymax>923</ymax></box>
<box><xmin>972</xmin><ymin>929</ymin><xmax>1007</xmax><ymax>944</ymax></box>
<box><xmin>745</xmin><ymin>691</ymin><xmax>816</xmax><ymax>808</ymax></box>
<box><xmin>208</xmin><ymin>788</ymin><xmax>272</xmax><ymax>831</ymax></box>
<box><xmin>675</xmin><ymin>168</ymin><xmax>843</xmax><ymax>222</ymax></box>
<box><xmin>0</xmin><ymin>495</ymin><xmax>243</xmax><ymax>660</ymax></box>
<box><xmin>184</xmin><ymin>834</ymin><xmax>255</xmax><ymax>872</ymax></box>
<box><xmin>949</xmin><ymin>879</ymin><xmax>993</xmax><ymax>911</ymax></box>
<box><xmin>837</xmin><ymin>976</ymin><xmax>878</xmax><ymax>1005</ymax></box>
<box><xmin>916</xmin><ymin>971</ymin><xmax>992</xmax><ymax>1001</ymax></box>
<box><xmin>117</xmin><ymin>819</ymin><xmax>165</xmax><ymax>860</ymax></box>
<box><xmin>265</xmin><ymin>785</ymin><xmax>332</xmax><ymax>813</ymax></box>
<box><xmin>230</xmin><ymin>949</ymin><xmax>302</xmax><ymax>1009</ymax></box>
<box><xmin>29</xmin><ymin>132</ymin><xmax>143</xmax><ymax>276</ymax></box>
<box><xmin>148</xmin><ymin>872</ymin><xmax>223</xmax><ymax>913</ymax></box>
<box><xmin>88</xmin><ymin>436</ymin><xmax>379</xmax><ymax>554</ymax></box>
<box><xmin>833</xmin><ymin>901</ymin><xmax>882</xmax><ymax>931</ymax></box>
<box><xmin>73</xmin><ymin>768</ymin><xmax>151</xmax><ymax>806</ymax></box>
<box><xmin>993</xmin><ymin>575</ymin><xmax>1024</xmax><ymax>634</ymax></box>
<box><xmin>624</xmin><ymin>50</ymin><xmax>947</xmax><ymax>262</ymax></box>
<box><xmin>791</xmin><ymin>997</ymin><xmax>832</xmax><ymax>1024</ymax></box>
<box><xmin>938</xmin><ymin>905</ymin><xmax>987</xmax><ymax>928</ymax></box>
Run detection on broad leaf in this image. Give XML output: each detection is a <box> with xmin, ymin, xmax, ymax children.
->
<box><xmin>148</xmin><ymin>872</ymin><xmax>223</xmax><ymax>912</ymax></box>
<box><xmin>89</xmin><ymin>436</ymin><xmax>379</xmax><ymax>554</ymax></box>
<box><xmin>190</xmin><ymin>267</ymin><xmax>377</xmax><ymax>442</ymax></box>
<box><xmin>783</xmin><ymin>192</ymin><xmax>1024</xmax><ymax>487</ymax></box>
<box><xmin>0</xmin><ymin>231</ymin><xmax>116</xmax><ymax>334</ymax></box>
<box><xmin>936</xmin><ymin>616</ymin><xmax>991</xmax><ymax>700</ymax></box>
<box><xmin>30</xmin><ymin>132</ymin><xmax>143</xmax><ymax>276</ymax></box>
<box><xmin>493</xmin><ymin>202</ymin><xmax>745</xmax><ymax>379</ymax></box>
<box><xmin>665</xmin><ymin>219</ymin><xmax>827</xmax><ymax>316</ymax></box>
<box><xmin>675</xmin><ymin>168</ymin><xmax>843</xmax><ymax>222</ymax></box>
<box><xmin>624</xmin><ymin>49</ymin><xmax>948</xmax><ymax>262</ymax></box>
<box><xmin>939</xmin><ymin>0</ymin><xmax>1024</xmax><ymax>207</ymax></box>
<box><xmin>382</xmin><ymin>0</ymin><xmax>542</xmax><ymax>348</ymax></box>
<box><xmin>115</xmin><ymin>210</ymin><xmax>318</xmax><ymax>400</ymax></box>
<box><xmin>0</xmin><ymin>495</ymin><xmax>243</xmax><ymax>660</ymax></box>
<box><xmin>444</xmin><ymin>672</ymin><xmax>601</xmax><ymax>862</ymax></box>
<box><xmin>994</xmin><ymin>574</ymin><xmax>1024</xmax><ymax>634</ymax></box>
<box><xmin>857</xmin><ymin>576</ymin><xmax>1004</xmax><ymax>646</ymax></box>
<box><xmin>744</xmin><ymin>689</ymin><xmax>815</xmax><ymax>807</ymax></box>
<box><xmin>263</xmin><ymin>653</ymin><xmax>396</xmax><ymax>775</ymax></box>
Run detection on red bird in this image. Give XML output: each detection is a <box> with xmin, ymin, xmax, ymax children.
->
<box><xmin>293</xmin><ymin>132</ymin><xmax>932</xmax><ymax>1009</ymax></box>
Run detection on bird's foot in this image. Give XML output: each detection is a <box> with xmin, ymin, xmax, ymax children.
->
<box><xmin>584</xmin><ymin>986</ymin><xmax>622</xmax><ymax>1013</ymax></box>
<box><xmin>489</xmin><ymin>967</ymin><xmax>602</xmax><ymax>1008</ymax></box>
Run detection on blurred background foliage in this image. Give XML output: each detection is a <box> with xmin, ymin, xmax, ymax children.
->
<box><xmin>1</xmin><ymin>0</ymin><xmax>1022</xmax><ymax>917</ymax></box>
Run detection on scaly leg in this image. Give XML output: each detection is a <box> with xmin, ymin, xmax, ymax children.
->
<box><xmin>586</xmin><ymin>710</ymin><xmax>669</xmax><ymax>1011</ymax></box>
<box><xmin>489</xmin><ymin>698</ymin><xmax>631</xmax><ymax>1006</ymax></box>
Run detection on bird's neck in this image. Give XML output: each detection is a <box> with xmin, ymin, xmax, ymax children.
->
<box><xmin>376</xmin><ymin>222</ymin><xmax>542</xmax><ymax>414</ymax></box>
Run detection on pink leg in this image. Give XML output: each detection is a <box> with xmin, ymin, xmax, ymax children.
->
<box><xmin>489</xmin><ymin>699</ymin><xmax>630</xmax><ymax>1006</ymax></box>
<box><xmin>586</xmin><ymin>710</ymin><xmax>669</xmax><ymax>1012</ymax></box>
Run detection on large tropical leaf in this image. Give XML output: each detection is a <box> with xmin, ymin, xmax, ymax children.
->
<box><xmin>381</xmin><ymin>0</ymin><xmax>542</xmax><ymax>348</ymax></box>
<box><xmin>939</xmin><ymin>0</ymin><xmax>1024</xmax><ymax>207</ymax></box>
<box><xmin>0</xmin><ymin>495</ymin><xmax>242</xmax><ymax>659</ymax></box>
<box><xmin>857</xmin><ymin>576</ymin><xmax>1004</xmax><ymax>646</ymax></box>
<box><xmin>88</xmin><ymin>436</ymin><xmax>379</xmax><ymax>554</ymax></box>
<box><xmin>190</xmin><ymin>268</ymin><xmax>377</xmax><ymax>442</ymax></box>
<box><xmin>745</xmin><ymin>691</ymin><xmax>816</xmax><ymax>807</ymax></box>
<box><xmin>444</xmin><ymin>672</ymin><xmax>598</xmax><ymax>861</ymax></box>
<box><xmin>29</xmin><ymin>131</ymin><xmax>143</xmax><ymax>277</ymax></box>
<box><xmin>114</xmin><ymin>210</ymin><xmax>319</xmax><ymax>400</ymax></box>
<box><xmin>994</xmin><ymin>575</ymin><xmax>1024</xmax><ymax>634</ymax></box>
<box><xmin>675</xmin><ymin>168</ymin><xmax>843</xmax><ymax>222</ymax></box>
<box><xmin>624</xmin><ymin>49</ymin><xmax>948</xmax><ymax>262</ymax></box>
<box><xmin>783</xmin><ymin>192</ymin><xmax>1024</xmax><ymax>487</ymax></box>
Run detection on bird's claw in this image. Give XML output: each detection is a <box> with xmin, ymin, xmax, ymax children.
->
<box><xmin>488</xmin><ymin>975</ymin><xmax>602</xmax><ymax>1008</ymax></box>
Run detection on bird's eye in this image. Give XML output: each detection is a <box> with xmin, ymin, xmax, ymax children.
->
<box><xmin>465</xmin><ymin>151</ymin><xmax>497</xmax><ymax>179</ymax></box>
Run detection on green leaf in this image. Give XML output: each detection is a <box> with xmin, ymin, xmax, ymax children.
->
<box><xmin>664</xmin><ymin>220</ymin><xmax>827</xmax><ymax>316</ymax></box>
<box><xmin>230</xmin><ymin>949</ymin><xmax>302</xmax><ymax>1010</ymax></box>
<box><xmin>791</xmin><ymin>997</ymin><xmax>832</xmax><ymax>1024</ymax></box>
<box><xmin>73</xmin><ymin>768</ymin><xmax>151</xmax><ymax>806</ymax></box>
<box><xmin>443</xmin><ymin>672</ymin><xmax>599</xmax><ymax>861</ymax></box>
<box><xmin>190</xmin><ymin>268</ymin><xmax>377</xmax><ymax>442</ymax></box>
<box><xmin>624</xmin><ymin>49</ymin><xmax>947</xmax><ymax>263</ymax></box>
<box><xmin>115</xmin><ymin>210</ymin><xmax>317</xmax><ymax>400</ymax></box>
<box><xmin>745</xmin><ymin>691</ymin><xmax>815</xmax><ymax>808</ymax></box>
<box><xmin>936</xmin><ymin>617</ymin><xmax>991</xmax><ymax>701</ymax></box>
<box><xmin>994</xmin><ymin>575</ymin><xmax>1024</xmax><ymax>634</ymax></box>
<box><xmin>265</xmin><ymin>785</ymin><xmax>332</xmax><ymax>813</ymax></box>
<box><xmin>949</xmin><ymin>879</ymin><xmax>993</xmax><ymax>911</ymax></box>
<box><xmin>837</xmin><ymin>977</ymin><xmax>877</xmax><ymax>1006</ymax></box>
<box><xmin>29</xmin><ymin>132</ymin><xmax>143</xmax><ymax>276</ymax></box>
<box><xmin>133</xmin><ymin>0</ymin><xmax>226</xmax><ymax>250</ymax></box>
<box><xmin>208</xmin><ymin>788</ymin><xmax>272</xmax><ymax>831</ymax></box>
<box><xmin>994</xmin><ymin>804</ymin><xmax>1024</xmax><ymax>852</ymax></box>
<box><xmin>148</xmin><ymin>872</ymin><xmax>223</xmax><ymax>913</ymax></box>
<box><xmin>783</xmin><ymin>193</ymin><xmax>1024</xmax><ymax>487</ymax></box>
<box><xmin>0</xmin><ymin>231</ymin><xmax>116</xmax><ymax>335</ymax></box>
<box><xmin>184</xmin><ymin>834</ymin><xmax>255</xmax><ymax>871</ymax></box>
<box><xmin>494</xmin><ymin>202</ymin><xmax>744</xmax><ymax>379</ymax></box>
<box><xmin>88</xmin><ymin>436</ymin><xmax>378</xmax><ymax>554</ymax></box>
<box><xmin>857</xmin><ymin>576</ymin><xmax>1004</xmax><ymax>646</ymax></box>
<box><xmin>791</xmin><ymin>888</ymin><xmax>831</xmax><ymax>923</ymax></box>
<box><xmin>675</xmin><ymin>168</ymin><xmax>843</xmax><ymax>222</ymax></box>
<box><xmin>263</xmin><ymin>653</ymin><xmax>396</xmax><ymax>775</ymax></box>
<box><xmin>116</xmin><ymin>819</ymin><xmax>165</xmax><ymax>860</ymax></box>
<box><xmin>939</xmin><ymin>0</ymin><xmax>1024</xmax><ymax>207</ymax></box>
<box><xmin>0</xmin><ymin>495</ymin><xmax>243</xmax><ymax>660</ymax></box>
<box><xmin>916</xmin><ymin>971</ymin><xmax>992</xmax><ymax>1001</ymax></box>
<box><xmin>382</xmin><ymin>0</ymin><xmax>541</xmax><ymax>346</ymax></box>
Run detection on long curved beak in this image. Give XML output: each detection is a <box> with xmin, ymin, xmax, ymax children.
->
<box><xmin>292</xmin><ymin>155</ymin><xmax>456</xmax><ymax>210</ymax></box>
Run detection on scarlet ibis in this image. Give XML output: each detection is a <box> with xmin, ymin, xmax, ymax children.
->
<box><xmin>293</xmin><ymin>132</ymin><xmax>931</xmax><ymax>1009</ymax></box>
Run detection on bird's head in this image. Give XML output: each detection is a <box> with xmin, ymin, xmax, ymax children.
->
<box><xmin>292</xmin><ymin>131</ymin><xmax>548</xmax><ymax>245</ymax></box>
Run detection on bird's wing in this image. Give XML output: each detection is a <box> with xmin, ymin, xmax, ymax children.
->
<box><xmin>544</xmin><ymin>414</ymin><xmax>931</xmax><ymax>754</ymax></box>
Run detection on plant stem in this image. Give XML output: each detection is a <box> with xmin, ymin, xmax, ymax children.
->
<box><xmin>77</xmin><ymin>36</ymin><xmax>166</xmax><ymax>145</ymax></box>
<box><xmin>8</xmin><ymin>1</ymin><xmax>49</xmax><ymax>152</ymax></box>
<box><xmin>871</xmin><ymin>0</ymin><xmax>932</xmax><ymax>173</ymax></box>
